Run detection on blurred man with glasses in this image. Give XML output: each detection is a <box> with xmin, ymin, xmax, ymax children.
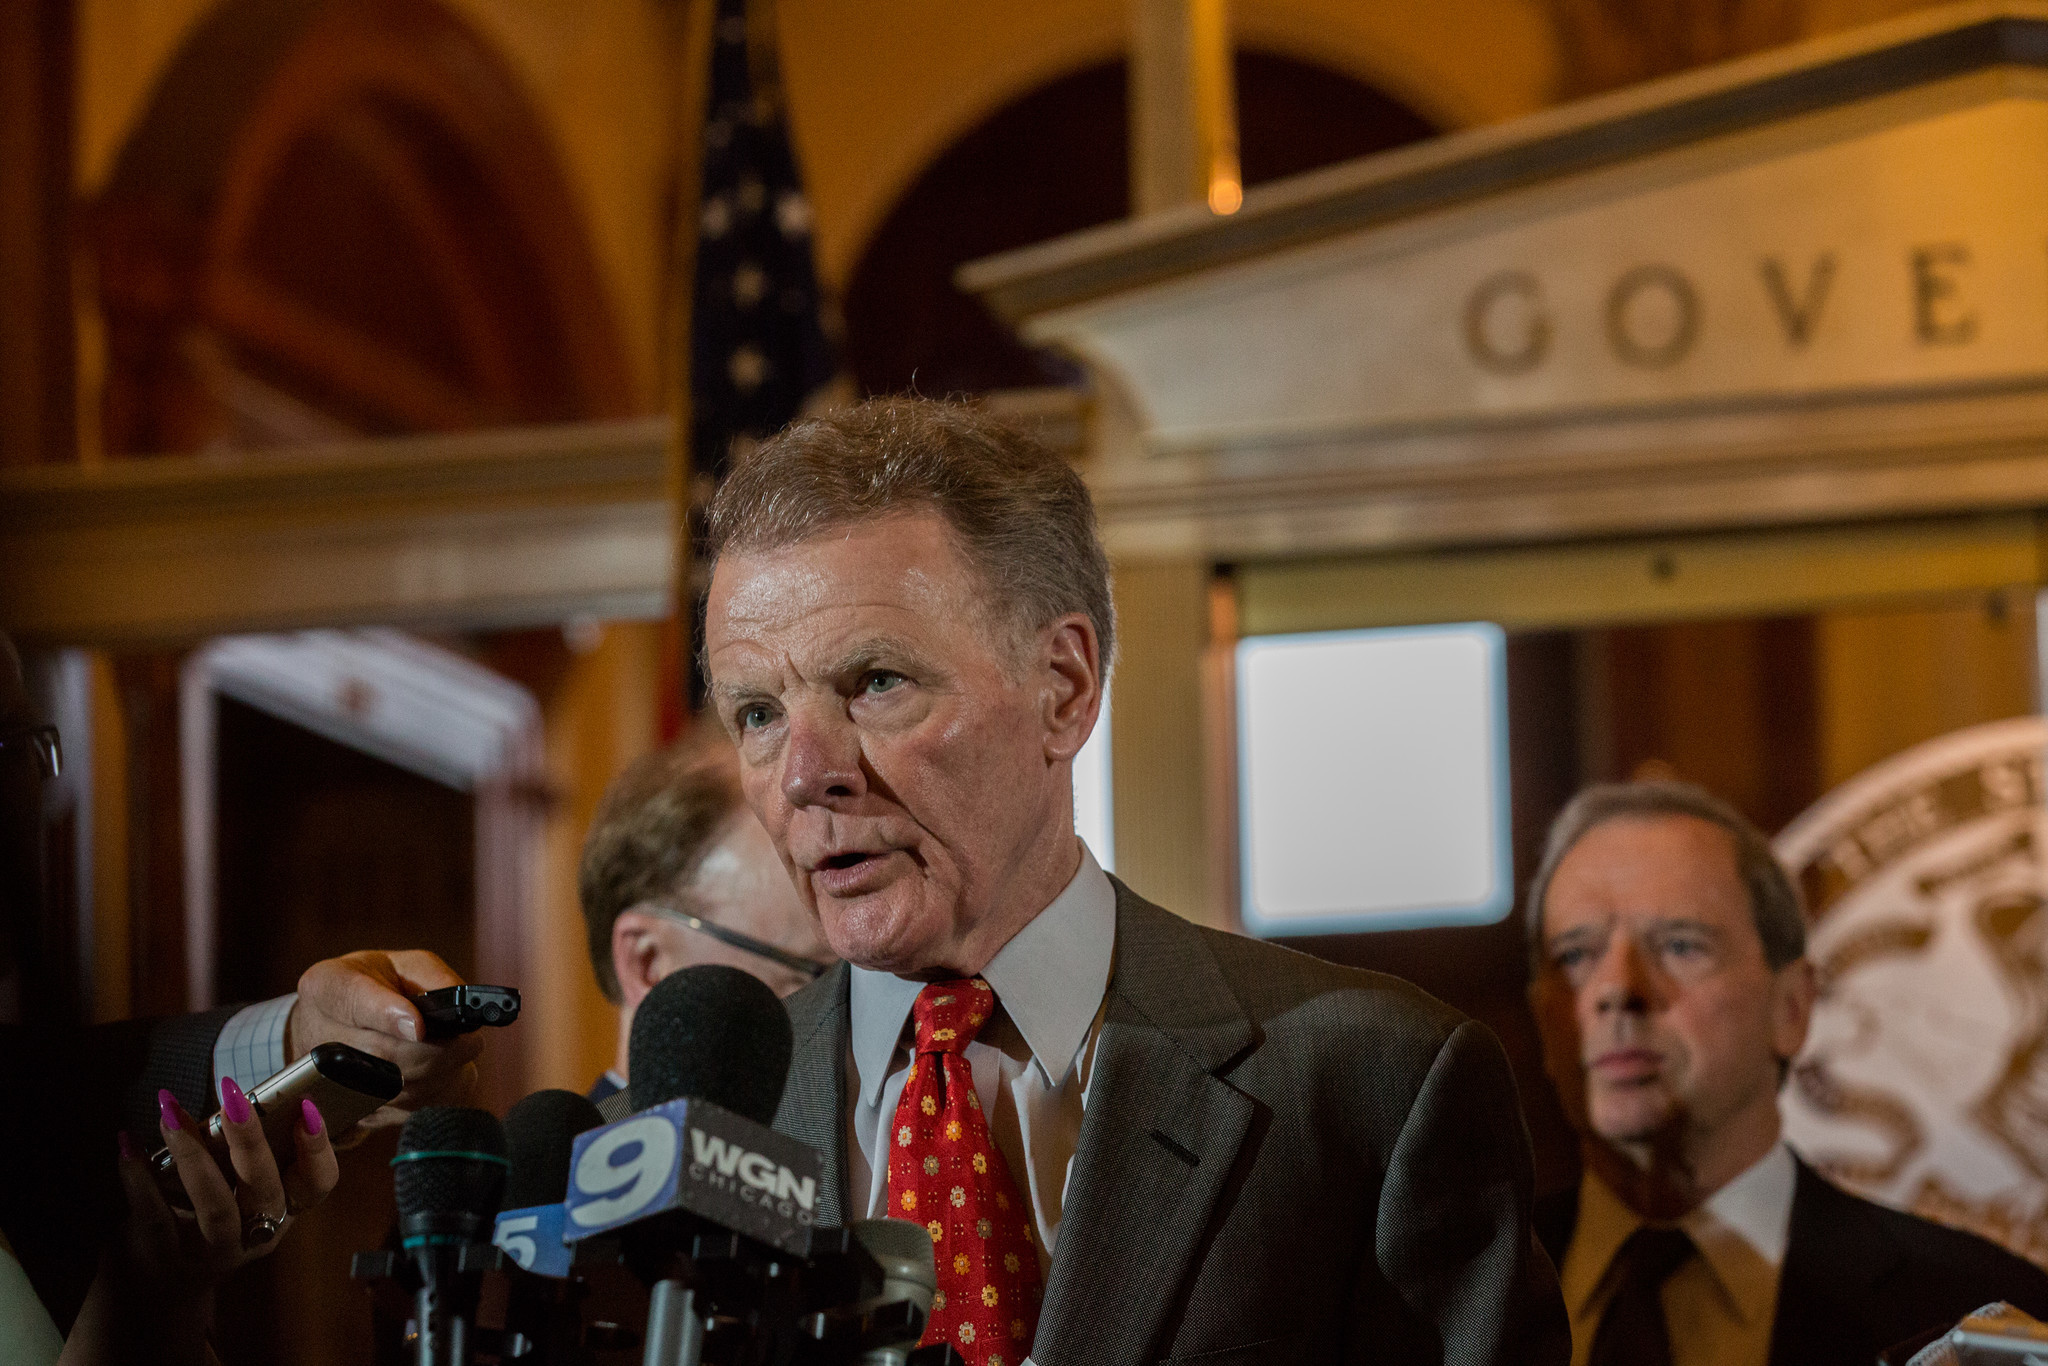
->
<box><xmin>578</xmin><ymin>728</ymin><xmax>835</xmax><ymax>1109</ymax></box>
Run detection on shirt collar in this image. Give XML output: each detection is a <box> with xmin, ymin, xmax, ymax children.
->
<box><xmin>848</xmin><ymin>841</ymin><xmax>1118</xmax><ymax>1107</ymax></box>
<box><xmin>1565</xmin><ymin>1142</ymin><xmax>1795</xmax><ymax>1328</ymax></box>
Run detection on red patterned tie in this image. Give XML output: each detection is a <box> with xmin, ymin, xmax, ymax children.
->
<box><xmin>887</xmin><ymin>978</ymin><xmax>1043</xmax><ymax>1366</ymax></box>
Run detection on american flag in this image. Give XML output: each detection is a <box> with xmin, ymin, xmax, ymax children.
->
<box><xmin>674</xmin><ymin>0</ymin><xmax>836</xmax><ymax>717</ymax></box>
<box><xmin>690</xmin><ymin>0</ymin><xmax>835</xmax><ymax>489</ymax></box>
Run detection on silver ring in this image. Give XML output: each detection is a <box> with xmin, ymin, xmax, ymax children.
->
<box><xmin>241</xmin><ymin>1212</ymin><xmax>284</xmax><ymax>1248</ymax></box>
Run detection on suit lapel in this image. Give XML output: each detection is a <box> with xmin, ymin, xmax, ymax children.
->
<box><xmin>773</xmin><ymin>963</ymin><xmax>852</xmax><ymax>1228</ymax></box>
<box><xmin>1766</xmin><ymin>1157</ymin><xmax>1905</xmax><ymax>1366</ymax></box>
<box><xmin>1032</xmin><ymin>883</ymin><xmax>1258</xmax><ymax>1366</ymax></box>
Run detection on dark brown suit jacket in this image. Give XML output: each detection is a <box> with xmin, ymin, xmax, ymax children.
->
<box><xmin>773</xmin><ymin>878</ymin><xmax>1569</xmax><ymax>1365</ymax></box>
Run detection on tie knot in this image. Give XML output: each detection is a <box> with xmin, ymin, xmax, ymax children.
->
<box><xmin>911</xmin><ymin>978</ymin><xmax>994</xmax><ymax>1054</ymax></box>
<box><xmin>1616</xmin><ymin>1225</ymin><xmax>1696</xmax><ymax>1288</ymax></box>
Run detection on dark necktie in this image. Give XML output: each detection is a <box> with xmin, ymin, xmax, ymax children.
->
<box><xmin>1588</xmin><ymin>1225</ymin><xmax>1697</xmax><ymax>1366</ymax></box>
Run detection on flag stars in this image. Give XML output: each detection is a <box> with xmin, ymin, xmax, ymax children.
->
<box><xmin>701</xmin><ymin>195</ymin><xmax>733</xmax><ymax>239</ymax></box>
<box><xmin>732</xmin><ymin>262</ymin><xmax>768</xmax><ymax>307</ymax></box>
<box><xmin>728</xmin><ymin>345</ymin><xmax>768</xmax><ymax>391</ymax></box>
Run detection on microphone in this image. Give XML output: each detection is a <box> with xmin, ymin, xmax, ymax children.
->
<box><xmin>495</xmin><ymin>1090</ymin><xmax>609</xmax><ymax>1365</ymax></box>
<box><xmin>629</xmin><ymin>962</ymin><xmax>794</xmax><ymax>1118</ymax></box>
<box><xmin>496</xmin><ymin>1089</ymin><xmax>606</xmax><ymax>1278</ymax></box>
<box><xmin>569</xmin><ymin>966</ymin><xmax>812</xmax><ymax>1366</ymax></box>
<box><xmin>392</xmin><ymin>1106</ymin><xmax>510</xmax><ymax>1366</ymax></box>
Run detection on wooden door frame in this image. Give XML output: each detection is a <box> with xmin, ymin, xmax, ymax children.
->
<box><xmin>178</xmin><ymin>630</ymin><xmax>543</xmax><ymax>1085</ymax></box>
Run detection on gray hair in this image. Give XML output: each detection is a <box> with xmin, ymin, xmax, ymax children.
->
<box><xmin>1525</xmin><ymin>780</ymin><xmax>1806</xmax><ymax>975</ymax></box>
<box><xmin>703</xmin><ymin>398</ymin><xmax>1116</xmax><ymax>674</ymax></box>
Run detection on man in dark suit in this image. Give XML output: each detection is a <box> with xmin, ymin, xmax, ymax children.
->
<box><xmin>699</xmin><ymin>398</ymin><xmax>1567</xmax><ymax>1366</ymax></box>
<box><xmin>1527</xmin><ymin>780</ymin><xmax>2048</xmax><ymax>1366</ymax></box>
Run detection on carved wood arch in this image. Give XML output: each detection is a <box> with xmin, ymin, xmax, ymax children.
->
<box><xmin>92</xmin><ymin>0</ymin><xmax>636</xmax><ymax>456</ymax></box>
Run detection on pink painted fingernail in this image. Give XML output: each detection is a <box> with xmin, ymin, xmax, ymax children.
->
<box><xmin>300</xmin><ymin>1098</ymin><xmax>324</xmax><ymax>1137</ymax></box>
<box><xmin>118</xmin><ymin>1131</ymin><xmax>141</xmax><ymax>1161</ymax></box>
<box><xmin>220</xmin><ymin>1076</ymin><xmax>253</xmax><ymax>1126</ymax></box>
<box><xmin>157</xmin><ymin>1089</ymin><xmax>182</xmax><ymax>1131</ymax></box>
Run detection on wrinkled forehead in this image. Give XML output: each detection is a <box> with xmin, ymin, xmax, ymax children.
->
<box><xmin>705</xmin><ymin>519</ymin><xmax>1011</xmax><ymax>684</ymax></box>
<box><xmin>1540</xmin><ymin>814</ymin><xmax>1751</xmax><ymax>935</ymax></box>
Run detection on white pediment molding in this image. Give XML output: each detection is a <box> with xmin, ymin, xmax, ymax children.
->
<box><xmin>964</xmin><ymin>2</ymin><xmax>2048</xmax><ymax>560</ymax></box>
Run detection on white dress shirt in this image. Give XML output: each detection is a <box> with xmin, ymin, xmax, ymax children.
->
<box><xmin>1562</xmin><ymin>1141</ymin><xmax>1797</xmax><ymax>1366</ymax></box>
<box><xmin>846</xmin><ymin>842</ymin><xmax>1117</xmax><ymax>1278</ymax></box>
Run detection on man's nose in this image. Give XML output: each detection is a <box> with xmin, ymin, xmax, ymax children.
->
<box><xmin>780</xmin><ymin>706</ymin><xmax>866</xmax><ymax>808</ymax></box>
<box><xmin>1587</xmin><ymin>935</ymin><xmax>1653</xmax><ymax>1015</ymax></box>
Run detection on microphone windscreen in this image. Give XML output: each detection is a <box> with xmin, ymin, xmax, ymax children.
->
<box><xmin>502</xmin><ymin>1089</ymin><xmax>605</xmax><ymax>1208</ymax></box>
<box><xmin>394</xmin><ymin>1106</ymin><xmax>509</xmax><ymax>1221</ymax></box>
<box><xmin>629</xmin><ymin>963</ymin><xmax>793</xmax><ymax>1123</ymax></box>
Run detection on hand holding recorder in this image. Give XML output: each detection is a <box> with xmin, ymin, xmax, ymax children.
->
<box><xmin>286</xmin><ymin>950</ymin><xmax>501</xmax><ymax>1131</ymax></box>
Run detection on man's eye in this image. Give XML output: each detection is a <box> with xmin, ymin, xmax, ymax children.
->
<box><xmin>1551</xmin><ymin>945</ymin><xmax>1590</xmax><ymax>971</ymax></box>
<box><xmin>738</xmin><ymin>704</ymin><xmax>775</xmax><ymax>730</ymax></box>
<box><xmin>1658</xmin><ymin>935</ymin><xmax>1709</xmax><ymax>960</ymax></box>
<box><xmin>861</xmin><ymin>671</ymin><xmax>905</xmax><ymax>695</ymax></box>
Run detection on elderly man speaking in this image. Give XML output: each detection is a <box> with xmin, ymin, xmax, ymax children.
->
<box><xmin>702</xmin><ymin>398</ymin><xmax>1565</xmax><ymax>1366</ymax></box>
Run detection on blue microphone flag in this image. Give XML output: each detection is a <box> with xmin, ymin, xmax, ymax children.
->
<box><xmin>563</xmin><ymin>1097</ymin><xmax>823</xmax><ymax>1256</ymax></box>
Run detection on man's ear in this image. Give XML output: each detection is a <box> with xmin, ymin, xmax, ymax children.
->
<box><xmin>1771</xmin><ymin>955</ymin><xmax>1818</xmax><ymax>1064</ymax></box>
<box><xmin>611</xmin><ymin>910</ymin><xmax>666</xmax><ymax>1008</ymax></box>
<box><xmin>1040</xmin><ymin>614</ymin><xmax>1102</xmax><ymax>763</ymax></box>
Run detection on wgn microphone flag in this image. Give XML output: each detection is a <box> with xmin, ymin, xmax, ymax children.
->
<box><xmin>569</xmin><ymin>965</ymin><xmax>814</xmax><ymax>1253</ymax></box>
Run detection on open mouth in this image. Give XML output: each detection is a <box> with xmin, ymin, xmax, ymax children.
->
<box><xmin>820</xmin><ymin>851</ymin><xmax>878</xmax><ymax>872</ymax></box>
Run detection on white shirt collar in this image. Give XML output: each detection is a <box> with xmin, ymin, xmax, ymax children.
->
<box><xmin>1565</xmin><ymin>1141</ymin><xmax>1796</xmax><ymax>1328</ymax></box>
<box><xmin>1694</xmin><ymin>1139</ymin><xmax>1796</xmax><ymax>1271</ymax></box>
<box><xmin>848</xmin><ymin>841</ymin><xmax>1117</xmax><ymax>1106</ymax></box>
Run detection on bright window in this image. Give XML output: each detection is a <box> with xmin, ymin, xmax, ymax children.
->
<box><xmin>1235</xmin><ymin>623</ymin><xmax>1510</xmax><ymax>936</ymax></box>
<box><xmin>1073</xmin><ymin>690</ymin><xmax>1113</xmax><ymax>872</ymax></box>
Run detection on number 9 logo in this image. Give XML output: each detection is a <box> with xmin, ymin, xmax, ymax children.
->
<box><xmin>569</xmin><ymin>1115</ymin><xmax>679</xmax><ymax>1228</ymax></box>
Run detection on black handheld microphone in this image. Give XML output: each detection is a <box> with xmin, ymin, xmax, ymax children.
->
<box><xmin>392</xmin><ymin>1106</ymin><xmax>510</xmax><ymax>1366</ymax></box>
<box><xmin>497</xmin><ymin>1089</ymin><xmax>608</xmax><ymax>1364</ymax></box>
<box><xmin>624</xmin><ymin>966</ymin><xmax>796</xmax><ymax>1366</ymax></box>
<box><xmin>628</xmin><ymin>963</ymin><xmax>794</xmax><ymax>1118</ymax></box>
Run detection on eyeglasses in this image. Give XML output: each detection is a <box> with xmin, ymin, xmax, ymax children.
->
<box><xmin>0</xmin><ymin>725</ymin><xmax>60</xmax><ymax>780</ymax></box>
<box><xmin>644</xmin><ymin>900</ymin><xmax>832</xmax><ymax>981</ymax></box>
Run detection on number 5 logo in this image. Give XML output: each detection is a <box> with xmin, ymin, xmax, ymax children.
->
<box><xmin>494</xmin><ymin>1213</ymin><xmax>539</xmax><ymax>1269</ymax></box>
<box><xmin>569</xmin><ymin>1114</ymin><xmax>679</xmax><ymax>1228</ymax></box>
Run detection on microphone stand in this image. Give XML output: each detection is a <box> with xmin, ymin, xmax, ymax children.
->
<box><xmin>643</xmin><ymin>1278</ymin><xmax>707</xmax><ymax>1366</ymax></box>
